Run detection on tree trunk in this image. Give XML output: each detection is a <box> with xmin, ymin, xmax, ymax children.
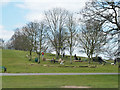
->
<box><xmin>56</xmin><ymin>50</ymin><xmax>59</xmax><ymax>59</ymax></box>
<box><xmin>38</xmin><ymin>54</ymin><xmax>40</xmax><ymax>64</ymax></box>
<box><xmin>70</xmin><ymin>32</ymin><xmax>73</xmax><ymax>64</ymax></box>
<box><xmin>70</xmin><ymin>48</ymin><xmax>72</xmax><ymax>64</ymax></box>
<box><xmin>88</xmin><ymin>56</ymin><xmax>91</xmax><ymax>64</ymax></box>
<box><xmin>58</xmin><ymin>49</ymin><xmax>60</xmax><ymax>58</ymax></box>
<box><xmin>70</xmin><ymin>53</ymin><xmax>72</xmax><ymax>64</ymax></box>
<box><xmin>56</xmin><ymin>50</ymin><xmax>58</xmax><ymax>59</ymax></box>
<box><xmin>90</xmin><ymin>54</ymin><xmax>93</xmax><ymax>63</ymax></box>
<box><xmin>29</xmin><ymin>49</ymin><xmax>32</xmax><ymax>61</ymax></box>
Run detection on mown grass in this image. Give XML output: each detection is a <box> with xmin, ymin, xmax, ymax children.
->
<box><xmin>2</xmin><ymin>75</ymin><xmax>118</xmax><ymax>88</ymax></box>
<box><xmin>2</xmin><ymin>49</ymin><xmax>118</xmax><ymax>73</ymax></box>
<box><xmin>2</xmin><ymin>49</ymin><xmax>119</xmax><ymax>88</ymax></box>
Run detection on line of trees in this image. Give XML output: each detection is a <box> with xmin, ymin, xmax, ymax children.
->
<box><xmin>7</xmin><ymin>0</ymin><xmax>120</xmax><ymax>64</ymax></box>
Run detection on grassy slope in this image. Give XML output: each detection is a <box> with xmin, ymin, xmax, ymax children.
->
<box><xmin>2</xmin><ymin>75</ymin><xmax>118</xmax><ymax>88</ymax></box>
<box><xmin>2</xmin><ymin>50</ymin><xmax>119</xmax><ymax>88</ymax></box>
<box><xmin>2</xmin><ymin>49</ymin><xmax>118</xmax><ymax>73</ymax></box>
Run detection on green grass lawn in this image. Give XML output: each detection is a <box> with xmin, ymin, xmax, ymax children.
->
<box><xmin>2</xmin><ymin>49</ymin><xmax>118</xmax><ymax>73</ymax></box>
<box><xmin>1</xmin><ymin>49</ymin><xmax>119</xmax><ymax>88</ymax></box>
<box><xmin>2</xmin><ymin>75</ymin><xmax>118</xmax><ymax>88</ymax></box>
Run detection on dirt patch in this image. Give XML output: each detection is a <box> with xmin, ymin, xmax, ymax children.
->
<box><xmin>61</xmin><ymin>86</ymin><xmax>91</xmax><ymax>88</ymax></box>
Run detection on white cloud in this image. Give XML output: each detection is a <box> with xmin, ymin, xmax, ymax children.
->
<box><xmin>0</xmin><ymin>25</ymin><xmax>14</xmax><ymax>41</ymax></box>
<box><xmin>25</xmin><ymin>12</ymin><xmax>44</xmax><ymax>22</ymax></box>
<box><xmin>16</xmin><ymin>0</ymin><xmax>89</xmax><ymax>22</ymax></box>
<box><xmin>16</xmin><ymin>0</ymin><xmax>89</xmax><ymax>11</ymax></box>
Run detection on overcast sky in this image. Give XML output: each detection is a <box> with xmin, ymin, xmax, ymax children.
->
<box><xmin>0</xmin><ymin>0</ymin><xmax>89</xmax><ymax>41</ymax></box>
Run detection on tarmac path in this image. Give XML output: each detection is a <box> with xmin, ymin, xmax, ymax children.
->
<box><xmin>0</xmin><ymin>73</ymin><xmax>119</xmax><ymax>76</ymax></box>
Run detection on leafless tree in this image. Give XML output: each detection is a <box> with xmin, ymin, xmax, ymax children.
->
<box><xmin>33</xmin><ymin>21</ymin><xmax>48</xmax><ymax>63</ymax></box>
<box><xmin>66</xmin><ymin>13</ymin><xmax>77</xmax><ymax>64</ymax></box>
<box><xmin>81</xmin><ymin>0</ymin><xmax>120</xmax><ymax>33</ymax></box>
<box><xmin>44</xmin><ymin>8</ymin><xmax>68</xmax><ymax>58</ymax></box>
<box><xmin>77</xmin><ymin>20</ymin><xmax>107</xmax><ymax>64</ymax></box>
<box><xmin>81</xmin><ymin>0</ymin><xmax>120</xmax><ymax>58</ymax></box>
<box><xmin>22</xmin><ymin>22</ymin><xmax>36</xmax><ymax>61</ymax></box>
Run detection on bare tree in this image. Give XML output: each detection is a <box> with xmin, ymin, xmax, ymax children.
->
<box><xmin>81</xmin><ymin>0</ymin><xmax>120</xmax><ymax>33</ymax></box>
<box><xmin>33</xmin><ymin>21</ymin><xmax>48</xmax><ymax>63</ymax></box>
<box><xmin>81</xmin><ymin>0</ymin><xmax>120</xmax><ymax>58</ymax></box>
<box><xmin>22</xmin><ymin>22</ymin><xmax>36</xmax><ymax>61</ymax></box>
<box><xmin>77</xmin><ymin>20</ymin><xmax>107</xmax><ymax>64</ymax></box>
<box><xmin>66</xmin><ymin>13</ymin><xmax>77</xmax><ymax>64</ymax></box>
<box><xmin>44</xmin><ymin>8</ymin><xmax>68</xmax><ymax>58</ymax></box>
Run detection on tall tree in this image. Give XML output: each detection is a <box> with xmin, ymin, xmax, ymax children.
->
<box><xmin>81</xmin><ymin>0</ymin><xmax>120</xmax><ymax>32</ymax></box>
<box><xmin>44</xmin><ymin>8</ymin><xmax>68</xmax><ymax>58</ymax></box>
<box><xmin>81</xmin><ymin>0</ymin><xmax>120</xmax><ymax>58</ymax></box>
<box><xmin>77</xmin><ymin>20</ymin><xmax>107</xmax><ymax>64</ymax></box>
<box><xmin>33</xmin><ymin>21</ymin><xmax>48</xmax><ymax>63</ymax></box>
<box><xmin>66</xmin><ymin>13</ymin><xmax>77</xmax><ymax>64</ymax></box>
<box><xmin>22</xmin><ymin>22</ymin><xmax>36</xmax><ymax>61</ymax></box>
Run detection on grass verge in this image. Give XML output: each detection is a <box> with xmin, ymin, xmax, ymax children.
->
<box><xmin>2</xmin><ymin>75</ymin><xmax>118</xmax><ymax>88</ymax></box>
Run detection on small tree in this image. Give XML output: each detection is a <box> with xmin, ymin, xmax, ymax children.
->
<box><xmin>22</xmin><ymin>22</ymin><xmax>36</xmax><ymax>61</ymax></box>
<box><xmin>33</xmin><ymin>21</ymin><xmax>48</xmax><ymax>63</ymax></box>
<box><xmin>66</xmin><ymin>13</ymin><xmax>77</xmax><ymax>64</ymax></box>
<box><xmin>77</xmin><ymin>20</ymin><xmax>107</xmax><ymax>64</ymax></box>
